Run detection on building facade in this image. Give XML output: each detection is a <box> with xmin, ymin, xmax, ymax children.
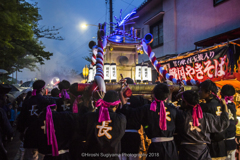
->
<box><xmin>129</xmin><ymin>0</ymin><xmax>240</xmax><ymax>69</ymax></box>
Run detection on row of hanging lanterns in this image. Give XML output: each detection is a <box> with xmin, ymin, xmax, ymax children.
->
<box><xmin>88</xmin><ymin>63</ymin><xmax>117</xmax><ymax>83</ymax></box>
<box><xmin>135</xmin><ymin>64</ymin><xmax>152</xmax><ymax>83</ymax></box>
<box><xmin>88</xmin><ymin>63</ymin><xmax>152</xmax><ymax>83</ymax></box>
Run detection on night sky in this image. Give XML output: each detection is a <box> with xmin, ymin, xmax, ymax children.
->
<box><xmin>18</xmin><ymin>0</ymin><xmax>145</xmax><ymax>82</ymax></box>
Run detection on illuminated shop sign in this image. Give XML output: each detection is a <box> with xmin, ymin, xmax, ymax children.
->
<box><xmin>162</xmin><ymin>46</ymin><xmax>238</xmax><ymax>82</ymax></box>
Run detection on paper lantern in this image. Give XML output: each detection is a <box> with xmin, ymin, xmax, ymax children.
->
<box><xmin>110</xmin><ymin>63</ymin><xmax>117</xmax><ymax>82</ymax></box>
<box><xmin>148</xmin><ymin>66</ymin><xmax>152</xmax><ymax>82</ymax></box>
<box><xmin>135</xmin><ymin>64</ymin><xmax>142</xmax><ymax>83</ymax></box>
<box><xmin>93</xmin><ymin>65</ymin><xmax>96</xmax><ymax>78</ymax></box>
<box><xmin>88</xmin><ymin>67</ymin><xmax>93</xmax><ymax>82</ymax></box>
<box><xmin>104</xmin><ymin>63</ymin><xmax>111</xmax><ymax>82</ymax></box>
<box><xmin>142</xmin><ymin>64</ymin><xmax>148</xmax><ymax>82</ymax></box>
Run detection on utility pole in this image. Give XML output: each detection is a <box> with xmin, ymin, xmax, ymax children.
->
<box><xmin>109</xmin><ymin>0</ymin><xmax>113</xmax><ymax>33</ymax></box>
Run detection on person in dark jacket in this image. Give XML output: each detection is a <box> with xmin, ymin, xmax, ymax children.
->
<box><xmin>119</xmin><ymin>96</ymin><xmax>142</xmax><ymax>160</ymax></box>
<box><xmin>0</xmin><ymin>84</ymin><xmax>13</xmax><ymax>160</ymax></box>
<box><xmin>199</xmin><ymin>80</ymin><xmax>228</xmax><ymax>159</ymax></box>
<box><xmin>176</xmin><ymin>90</ymin><xmax>230</xmax><ymax>160</ymax></box>
<box><xmin>118</xmin><ymin>77</ymin><xmax>148</xmax><ymax>160</ymax></box>
<box><xmin>0</xmin><ymin>108</ymin><xmax>13</xmax><ymax>160</ymax></box>
<box><xmin>57</xmin><ymin>80</ymin><xmax>71</xmax><ymax>112</ymax></box>
<box><xmin>36</xmin><ymin>103</ymin><xmax>75</xmax><ymax>160</ymax></box>
<box><xmin>120</xmin><ymin>83</ymin><xmax>178</xmax><ymax>160</ymax></box>
<box><xmin>17</xmin><ymin>80</ymin><xmax>55</xmax><ymax>160</ymax></box>
<box><xmin>80</xmin><ymin>90</ymin><xmax>126</xmax><ymax>160</ymax></box>
<box><xmin>221</xmin><ymin>85</ymin><xmax>237</xmax><ymax>160</ymax></box>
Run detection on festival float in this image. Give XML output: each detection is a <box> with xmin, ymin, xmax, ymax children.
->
<box><xmin>78</xmin><ymin>9</ymin><xmax>240</xmax><ymax>134</ymax></box>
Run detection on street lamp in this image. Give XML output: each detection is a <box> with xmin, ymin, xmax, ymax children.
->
<box><xmin>82</xmin><ymin>65</ymin><xmax>89</xmax><ymax>83</ymax></box>
<box><xmin>81</xmin><ymin>23</ymin><xmax>98</xmax><ymax>29</ymax></box>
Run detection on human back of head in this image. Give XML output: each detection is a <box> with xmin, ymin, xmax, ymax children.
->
<box><xmin>221</xmin><ymin>85</ymin><xmax>235</xmax><ymax>97</ymax></box>
<box><xmin>182</xmin><ymin>90</ymin><xmax>203</xmax><ymax>127</ymax></box>
<box><xmin>199</xmin><ymin>80</ymin><xmax>218</xmax><ymax>100</ymax></box>
<box><xmin>103</xmin><ymin>90</ymin><xmax>120</xmax><ymax>109</ymax></box>
<box><xmin>221</xmin><ymin>85</ymin><xmax>235</xmax><ymax>103</ymax></box>
<box><xmin>51</xmin><ymin>88</ymin><xmax>60</xmax><ymax>97</ymax></box>
<box><xmin>153</xmin><ymin>83</ymin><xmax>170</xmax><ymax>100</ymax></box>
<box><xmin>124</xmin><ymin>77</ymin><xmax>134</xmax><ymax>84</ymax></box>
<box><xmin>58</xmin><ymin>80</ymin><xmax>70</xmax><ymax>91</ymax></box>
<box><xmin>182</xmin><ymin>90</ymin><xmax>199</xmax><ymax>108</ymax></box>
<box><xmin>32</xmin><ymin>80</ymin><xmax>45</xmax><ymax>95</ymax></box>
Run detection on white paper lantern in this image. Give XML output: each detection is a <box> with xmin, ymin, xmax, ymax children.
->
<box><xmin>88</xmin><ymin>67</ymin><xmax>93</xmax><ymax>82</ymax></box>
<box><xmin>135</xmin><ymin>64</ymin><xmax>142</xmax><ymax>82</ymax></box>
<box><xmin>148</xmin><ymin>66</ymin><xmax>152</xmax><ymax>82</ymax></box>
<box><xmin>93</xmin><ymin>65</ymin><xmax>96</xmax><ymax>78</ymax></box>
<box><xmin>104</xmin><ymin>63</ymin><xmax>110</xmax><ymax>82</ymax></box>
<box><xmin>110</xmin><ymin>63</ymin><xmax>117</xmax><ymax>82</ymax></box>
<box><xmin>142</xmin><ymin>64</ymin><xmax>148</xmax><ymax>82</ymax></box>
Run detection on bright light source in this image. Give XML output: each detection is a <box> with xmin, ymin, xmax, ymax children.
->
<box><xmin>81</xmin><ymin>23</ymin><xmax>88</xmax><ymax>29</ymax></box>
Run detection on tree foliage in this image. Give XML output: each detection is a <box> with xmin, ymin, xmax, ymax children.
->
<box><xmin>0</xmin><ymin>0</ymin><xmax>63</xmax><ymax>75</ymax></box>
<box><xmin>83</xmin><ymin>50</ymin><xmax>92</xmax><ymax>63</ymax></box>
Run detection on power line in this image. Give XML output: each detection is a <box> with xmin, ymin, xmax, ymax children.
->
<box><xmin>120</xmin><ymin>0</ymin><xmax>136</xmax><ymax>8</ymax></box>
<box><xmin>123</xmin><ymin>0</ymin><xmax>135</xmax><ymax>13</ymax></box>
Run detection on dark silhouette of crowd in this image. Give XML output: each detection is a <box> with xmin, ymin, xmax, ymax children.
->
<box><xmin>0</xmin><ymin>79</ymin><xmax>238</xmax><ymax>160</ymax></box>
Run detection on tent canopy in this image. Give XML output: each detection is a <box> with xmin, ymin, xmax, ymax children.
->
<box><xmin>215</xmin><ymin>79</ymin><xmax>240</xmax><ymax>90</ymax></box>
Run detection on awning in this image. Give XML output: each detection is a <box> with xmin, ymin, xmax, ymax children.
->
<box><xmin>194</xmin><ymin>27</ymin><xmax>240</xmax><ymax>47</ymax></box>
<box><xmin>144</xmin><ymin>11</ymin><xmax>165</xmax><ymax>25</ymax></box>
<box><xmin>215</xmin><ymin>79</ymin><xmax>240</xmax><ymax>90</ymax></box>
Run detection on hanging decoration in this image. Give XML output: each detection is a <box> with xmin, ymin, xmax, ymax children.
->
<box><xmin>94</xmin><ymin>22</ymin><xmax>107</xmax><ymax>93</ymax></box>
<box><xmin>113</xmin><ymin>9</ymin><xmax>138</xmax><ymax>27</ymax></box>
<box><xmin>142</xmin><ymin>33</ymin><xmax>166</xmax><ymax>82</ymax></box>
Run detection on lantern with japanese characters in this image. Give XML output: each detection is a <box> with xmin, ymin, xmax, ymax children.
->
<box><xmin>142</xmin><ymin>64</ymin><xmax>148</xmax><ymax>82</ymax></box>
<box><xmin>148</xmin><ymin>66</ymin><xmax>152</xmax><ymax>82</ymax></box>
<box><xmin>104</xmin><ymin>63</ymin><xmax>110</xmax><ymax>82</ymax></box>
<box><xmin>135</xmin><ymin>64</ymin><xmax>142</xmax><ymax>83</ymax></box>
<box><xmin>110</xmin><ymin>63</ymin><xmax>117</xmax><ymax>82</ymax></box>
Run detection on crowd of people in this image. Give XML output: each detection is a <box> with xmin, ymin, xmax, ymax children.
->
<box><xmin>0</xmin><ymin>78</ymin><xmax>238</xmax><ymax>160</ymax></box>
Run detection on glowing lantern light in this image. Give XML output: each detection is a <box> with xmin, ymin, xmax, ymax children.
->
<box><xmin>104</xmin><ymin>63</ymin><xmax>111</xmax><ymax>82</ymax></box>
<box><xmin>93</xmin><ymin>65</ymin><xmax>96</xmax><ymax>78</ymax></box>
<box><xmin>110</xmin><ymin>63</ymin><xmax>117</xmax><ymax>82</ymax></box>
<box><xmin>148</xmin><ymin>66</ymin><xmax>152</xmax><ymax>82</ymax></box>
<box><xmin>142</xmin><ymin>64</ymin><xmax>148</xmax><ymax>82</ymax></box>
<box><xmin>135</xmin><ymin>64</ymin><xmax>142</xmax><ymax>83</ymax></box>
<box><xmin>82</xmin><ymin>65</ymin><xmax>89</xmax><ymax>78</ymax></box>
<box><xmin>88</xmin><ymin>67</ymin><xmax>93</xmax><ymax>82</ymax></box>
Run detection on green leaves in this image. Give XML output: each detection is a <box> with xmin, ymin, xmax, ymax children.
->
<box><xmin>0</xmin><ymin>0</ymin><xmax>63</xmax><ymax>76</ymax></box>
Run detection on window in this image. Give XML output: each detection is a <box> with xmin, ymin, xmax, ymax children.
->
<box><xmin>136</xmin><ymin>28</ymin><xmax>141</xmax><ymax>38</ymax></box>
<box><xmin>150</xmin><ymin>20</ymin><xmax>163</xmax><ymax>48</ymax></box>
<box><xmin>214</xmin><ymin>0</ymin><xmax>227</xmax><ymax>6</ymax></box>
